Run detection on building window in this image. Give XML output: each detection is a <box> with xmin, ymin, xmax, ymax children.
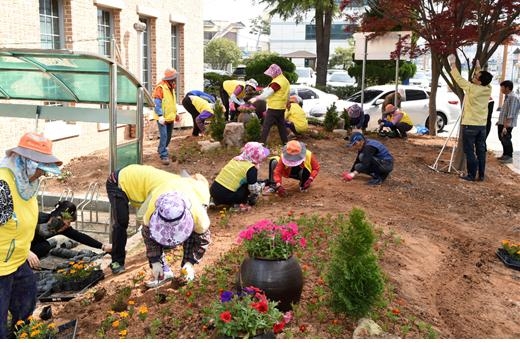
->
<box><xmin>139</xmin><ymin>17</ymin><xmax>151</xmax><ymax>91</ymax></box>
<box><xmin>171</xmin><ymin>25</ymin><xmax>179</xmax><ymax>71</ymax></box>
<box><xmin>40</xmin><ymin>0</ymin><xmax>63</xmax><ymax>49</ymax></box>
<box><xmin>97</xmin><ymin>8</ymin><xmax>112</xmax><ymax>57</ymax></box>
<box><xmin>305</xmin><ymin>24</ymin><xmax>354</xmax><ymax>40</ymax></box>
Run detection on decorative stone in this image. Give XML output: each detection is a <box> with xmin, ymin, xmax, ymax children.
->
<box><xmin>223</xmin><ymin>122</ymin><xmax>245</xmax><ymax>147</ymax></box>
<box><xmin>352</xmin><ymin>318</ymin><xmax>383</xmax><ymax>339</ymax></box>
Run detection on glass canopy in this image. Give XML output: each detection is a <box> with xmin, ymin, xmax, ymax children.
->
<box><xmin>0</xmin><ymin>49</ymin><xmax>153</xmax><ymax>105</ymax></box>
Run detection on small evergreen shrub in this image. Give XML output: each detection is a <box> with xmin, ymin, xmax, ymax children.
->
<box><xmin>341</xmin><ymin>109</ymin><xmax>350</xmax><ymax>130</ymax></box>
<box><xmin>323</xmin><ymin>103</ymin><xmax>339</xmax><ymax>132</ymax></box>
<box><xmin>209</xmin><ymin>99</ymin><xmax>226</xmax><ymax>141</ymax></box>
<box><xmin>325</xmin><ymin>208</ymin><xmax>384</xmax><ymax>318</ymax></box>
<box><xmin>244</xmin><ymin>115</ymin><xmax>262</xmax><ymax>142</ymax></box>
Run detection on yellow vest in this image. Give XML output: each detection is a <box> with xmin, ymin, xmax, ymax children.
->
<box><xmin>153</xmin><ymin>82</ymin><xmax>177</xmax><ymax>122</ymax></box>
<box><xmin>118</xmin><ymin>164</ymin><xmax>181</xmax><ymax>208</ymax></box>
<box><xmin>267</xmin><ymin>74</ymin><xmax>290</xmax><ymax>110</ymax></box>
<box><xmin>386</xmin><ymin>110</ymin><xmax>414</xmax><ymax>126</ymax></box>
<box><xmin>190</xmin><ymin>96</ymin><xmax>213</xmax><ymax>114</ymax></box>
<box><xmin>215</xmin><ymin>160</ymin><xmax>253</xmax><ymax>192</ymax></box>
<box><xmin>285</xmin><ymin>103</ymin><xmax>308</xmax><ymax>133</ymax></box>
<box><xmin>223</xmin><ymin>80</ymin><xmax>246</xmax><ymax>98</ymax></box>
<box><xmin>0</xmin><ymin>168</ymin><xmax>38</xmax><ymax>276</ymax></box>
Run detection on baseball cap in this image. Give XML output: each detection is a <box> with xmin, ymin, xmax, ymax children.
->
<box><xmin>347</xmin><ymin>132</ymin><xmax>365</xmax><ymax>147</ymax></box>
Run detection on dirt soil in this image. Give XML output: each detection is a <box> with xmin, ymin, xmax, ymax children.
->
<box><xmin>43</xmin><ymin>127</ymin><xmax>520</xmax><ymax>339</ymax></box>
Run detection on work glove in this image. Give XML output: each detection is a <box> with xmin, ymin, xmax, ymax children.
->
<box><xmin>101</xmin><ymin>243</ymin><xmax>112</xmax><ymax>253</ymax></box>
<box><xmin>382</xmin><ymin>120</ymin><xmax>394</xmax><ymax>128</ymax></box>
<box><xmin>151</xmin><ymin>262</ymin><xmax>164</xmax><ymax>280</ymax></box>
<box><xmin>229</xmin><ymin>102</ymin><xmax>236</xmax><ymax>112</ymax></box>
<box><xmin>276</xmin><ymin>185</ymin><xmax>288</xmax><ymax>197</ymax></box>
<box><xmin>158</xmin><ymin>116</ymin><xmax>166</xmax><ymax>125</ymax></box>
<box><xmin>181</xmin><ymin>262</ymin><xmax>195</xmax><ymax>282</ymax></box>
<box><xmin>302</xmin><ymin>177</ymin><xmax>314</xmax><ymax>190</ymax></box>
<box><xmin>248</xmin><ymin>97</ymin><xmax>257</xmax><ymax>104</ymax></box>
<box><xmin>342</xmin><ymin>171</ymin><xmax>354</xmax><ymax>181</ymax></box>
<box><xmin>447</xmin><ymin>54</ymin><xmax>456</xmax><ymax>65</ymax></box>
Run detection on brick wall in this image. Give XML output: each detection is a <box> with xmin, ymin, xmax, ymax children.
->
<box><xmin>0</xmin><ymin>0</ymin><xmax>203</xmax><ymax>165</ymax></box>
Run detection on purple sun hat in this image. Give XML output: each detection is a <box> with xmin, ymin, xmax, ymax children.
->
<box><xmin>148</xmin><ymin>191</ymin><xmax>194</xmax><ymax>247</ymax></box>
<box><xmin>264</xmin><ymin>63</ymin><xmax>282</xmax><ymax>78</ymax></box>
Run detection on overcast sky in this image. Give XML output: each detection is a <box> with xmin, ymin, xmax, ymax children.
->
<box><xmin>202</xmin><ymin>0</ymin><xmax>268</xmax><ymax>23</ymax></box>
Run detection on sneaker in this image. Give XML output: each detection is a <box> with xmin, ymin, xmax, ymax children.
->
<box><xmin>367</xmin><ymin>177</ymin><xmax>383</xmax><ymax>186</ymax></box>
<box><xmin>499</xmin><ymin>156</ymin><xmax>513</xmax><ymax>164</ymax></box>
<box><xmin>161</xmin><ymin>158</ymin><xmax>170</xmax><ymax>165</ymax></box>
<box><xmin>110</xmin><ymin>262</ymin><xmax>125</xmax><ymax>275</ymax></box>
<box><xmin>145</xmin><ymin>271</ymin><xmax>175</xmax><ymax>289</ymax></box>
<box><xmin>459</xmin><ymin>175</ymin><xmax>475</xmax><ymax>182</ymax></box>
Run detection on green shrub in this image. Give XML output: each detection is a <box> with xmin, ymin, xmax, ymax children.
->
<box><xmin>326</xmin><ymin>208</ymin><xmax>385</xmax><ymax>318</ymax></box>
<box><xmin>245</xmin><ymin>52</ymin><xmax>297</xmax><ymax>87</ymax></box>
<box><xmin>209</xmin><ymin>99</ymin><xmax>226</xmax><ymax>141</ymax></box>
<box><xmin>341</xmin><ymin>108</ymin><xmax>350</xmax><ymax>130</ymax></box>
<box><xmin>244</xmin><ymin>115</ymin><xmax>262</xmax><ymax>142</ymax></box>
<box><xmin>323</xmin><ymin>103</ymin><xmax>339</xmax><ymax>132</ymax></box>
<box><xmin>203</xmin><ymin>72</ymin><xmax>233</xmax><ymax>96</ymax></box>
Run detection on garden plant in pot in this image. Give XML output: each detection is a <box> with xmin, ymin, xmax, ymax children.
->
<box><xmin>206</xmin><ymin>286</ymin><xmax>288</xmax><ymax>338</ymax></box>
<box><xmin>55</xmin><ymin>260</ymin><xmax>103</xmax><ymax>291</ymax></box>
<box><xmin>497</xmin><ymin>239</ymin><xmax>520</xmax><ymax>271</ymax></box>
<box><xmin>236</xmin><ymin>219</ymin><xmax>306</xmax><ymax>311</ymax></box>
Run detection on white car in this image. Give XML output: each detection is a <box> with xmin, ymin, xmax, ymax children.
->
<box><xmin>326</xmin><ymin>71</ymin><xmax>357</xmax><ymax>88</ymax></box>
<box><xmin>334</xmin><ymin>85</ymin><xmax>461</xmax><ymax>131</ymax></box>
<box><xmin>289</xmin><ymin>85</ymin><xmax>338</xmax><ymax>118</ymax></box>
<box><xmin>295</xmin><ymin>67</ymin><xmax>316</xmax><ymax>87</ymax></box>
<box><xmin>408</xmin><ymin>71</ymin><xmax>431</xmax><ymax>88</ymax></box>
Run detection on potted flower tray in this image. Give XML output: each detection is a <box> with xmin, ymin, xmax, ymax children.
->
<box><xmin>496</xmin><ymin>248</ymin><xmax>520</xmax><ymax>271</ymax></box>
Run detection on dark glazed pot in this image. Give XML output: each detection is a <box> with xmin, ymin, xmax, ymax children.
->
<box><xmin>238</xmin><ymin>255</ymin><xmax>303</xmax><ymax>312</ymax></box>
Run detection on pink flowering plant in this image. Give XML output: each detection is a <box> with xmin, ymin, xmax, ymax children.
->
<box><xmin>237</xmin><ymin>219</ymin><xmax>306</xmax><ymax>260</ymax></box>
<box><xmin>206</xmin><ymin>286</ymin><xmax>287</xmax><ymax>338</ymax></box>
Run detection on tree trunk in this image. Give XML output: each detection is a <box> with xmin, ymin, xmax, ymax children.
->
<box><xmin>314</xmin><ymin>6</ymin><xmax>332</xmax><ymax>87</ymax></box>
<box><xmin>428</xmin><ymin>53</ymin><xmax>440</xmax><ymax>136</ymax></box>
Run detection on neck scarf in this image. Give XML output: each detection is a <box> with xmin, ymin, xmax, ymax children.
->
<box><xmin>0</xmin><ymin>154</ymin><xmax>40</xmax><ymax>200</ymax></box>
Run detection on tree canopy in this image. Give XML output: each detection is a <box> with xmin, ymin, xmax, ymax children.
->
<box><xmin>204</xmin><ymin>38</ymin><xmax>242</xmax><ymax>71</ymax></box>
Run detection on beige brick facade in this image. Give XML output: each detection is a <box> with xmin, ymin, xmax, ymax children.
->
<box><xmin>0</xmin><ymin>0</ymin><xmax>204</xmax><ymax>164</ymax></box>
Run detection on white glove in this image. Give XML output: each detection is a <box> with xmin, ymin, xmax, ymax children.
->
<box><xmin>27</xmin><ymin>251</ymin><xmax>41</xmax><ymax>270</ymax></box>
<box><xmin>101</xmin><ymin>243</ymin><xmax>112</xmax><ymax>253</ymax></box>
<box><xmin>447</xmin><ymin>54</ymin><xmax>456</xmax><ymax>65</ymax></box>
<box><xmin>158</xmin><ymin>116</ymin><xmax>166</xmax><ymax>125</ymax></box>
<box><xmin>181</xmin><ymin>262</ymin><xmax>195</xmax><ymax>282</ymax></box>
<box><xmin>151</xmin><ymin>262</ymin><xmax>164</xmax><ymax>280</ymax></box>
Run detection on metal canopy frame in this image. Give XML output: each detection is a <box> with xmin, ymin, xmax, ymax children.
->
<box><xmin>0</xmin><ymin>48</ymin><xmax>154</xmax><ymax>173</ymax></box>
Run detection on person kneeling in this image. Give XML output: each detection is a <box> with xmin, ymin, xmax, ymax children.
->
<box><xmin>342</xmin><ymin>132</ymin><xmax>394</xmax><ymax>186</ymax></box>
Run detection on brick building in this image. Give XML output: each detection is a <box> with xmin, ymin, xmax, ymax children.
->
<box><xmin>0</xmin><ymin>0</ymin><xmax>204</xmax><ymax>164</ymax></box>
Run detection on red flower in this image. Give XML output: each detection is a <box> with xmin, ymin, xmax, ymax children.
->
<box><xmin>273</xmin><ymin>321</ymin><xmax>285</xmax><ymax>334</ymax></box>
<box><xmin>251</xmin><ymin>300</ymin><xmax>268</xmax><ymax>313</ymax></box>
<box><xmin>299</xmin><ymin>324</ymin><xmax>307</xmax><ymax>332</ymax></box>
<box><xmin>219</xmin><ymin>311</ymin><xmax>232</xmax><ymax>323</ymax></box>
<box><xmin>391</xmin><ymin>308</ymin><xmax>401</xmax><ymax>315</ymax></box>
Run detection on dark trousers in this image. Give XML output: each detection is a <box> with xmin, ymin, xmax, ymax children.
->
<box><xmin>497</xmin><ymin>124</ymin><xmax>513</xmax><ymax>158</ymax></box>
<box><xmin>350</xmin><ymin>114</ymin><xmax>370</xmax><ymax>130</ymax></box>
<box><xmin>261</xmin><ymin>108</ymin><xmax>288</xmax><ymax>145</ymax></box>
<box><xmin>182</xmin><ymin>96</ymin><xmax>201</xmax><ymax>136</ymax></box>
<box><xmin>354</xmin><ymin>154</ymin><xmax>394</xmax><ymax>180</ymax></box>
<box><xmin>393</xmin><ymin>122</ymin><xmax>413</xmax><ymax>137</ymax></box>
<box><xmin>0</xmin><ymin>262</ymin><xmax>36</xmax><ymax>338</ymax></box>
<box><xmin>462</xmin><ymin>125</ymin><xmax>487</xmax><ymax>179</ymax></box>
<box><xmin>210</xmin><ymin>182</ymin><xmax>249</xmax><ymax>206</ymax></box>
<box><xmin>219</xmin><ymin>86</ymin><xmax>232</xmax><ymax>121</ymax></box>
<box><xmin>106</xmin><ymin>179</ymin><xmax>129</xmax><ymax>266</ymax></box>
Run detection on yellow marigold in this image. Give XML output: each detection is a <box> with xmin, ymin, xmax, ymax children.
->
<box><xmin>128</xmin><ymin>300</ymin><xmax>135</xmax><ymax>305</ymax></box>
<box><xmin>15</xmin><ymin>320</ymin><xmax>24</xmax><ymax>326</ymax></box>
<box><xmin>119</xmin><ymin>329</ymin><xmax>128</xmax><ymax>337</ymax></box>
<box><xmin>112</xmin><ymin>320</ymin><xmax>120</xmax><ymax>328</ymax></box>
<box><xmin>138</xmin><ymin>305</ymin><xmax>148</xmax><ymax>314</ymax></box>
<box><xmin>501</xmin><ymin>239</ymin><xmax>510</xmax><ymax>245</ymax></box>
<box><xmin>119</xmin><ymin>311</ymin><xmax>129</xmax><ymax>318</ymax></box>
<box><xmin>108</xmin><ymin>310</ymin><xmax>115</xmax><ymax>315</ymax></box>
<box><xmin>27</xmin><ymin>316</ymin><xmax>34</xmax><ymax>321</ymax></box>
<box><xmin>30</xmin><ymin>329</ymin><xmax>41</xmax><ymax>338</ymax></box>
<box><xmin>48</xmin><ymin>323</ymin><xmax>56</xmax><ymax>329</ymax></box>
<box><xmin>19</xmin><ymin>332</ymin><xmax>28</xmax><ymax>339</ymax></box>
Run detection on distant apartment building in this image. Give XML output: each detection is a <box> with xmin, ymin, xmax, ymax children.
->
<box><xmin>269</xmin><ymin>1</ymin><xmax>366</xmax><ymax>69</ymax></box>
<box><xmin>0</xmin><ymin>0</ymin><xmax>204</xmax><ymax>164</ymax></box>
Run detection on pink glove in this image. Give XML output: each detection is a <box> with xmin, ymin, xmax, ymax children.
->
<box><xmin>229</xmin><ymin>102</ymin><xmax>236</xmax><ymax>112</ymax></box>
<box><xmin>342</xmin><ymin>171</ymin><xmax>354</xmax><ymax>181</ymax></box>
<box><xmin>302</xmin><ymin>177</ymin><xmax>313</xmax><ymax>190</ymax></box>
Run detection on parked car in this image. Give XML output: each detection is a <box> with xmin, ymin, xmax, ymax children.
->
<box><xmin>232</xmin><ymin>65</ymin><xmax>246</xmax><ymax>80</ymax></box>
<box><xmin>295</xmin><ymin>67</ymin><xmax>316</xmax><ymax>86</ymax></box>
<box><xmin>334</xmin><ymin>85</ymin><xmax>461</xmax><ymax>131</ymax></box>
<box><xmin>289</xmin><ymin>85</ymin><xmax>338</xmax><ymax>118</ymax></box>
<box><xmin>408</xmin><ymin>71</ymin><xmax>431</xmax><ymax>88</ymax></box>
<box><xmin>326</xmin><ymin>71</ymin><xmax>357</xmax><ymax>88</ymax></box>
<box><xmin>327</xmin><ymin>68</ymin><xmax>345</xmax><ymax>81</ymax></box>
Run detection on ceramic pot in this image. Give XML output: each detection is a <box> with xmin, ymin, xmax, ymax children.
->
<box><xmin>238</xmin><ymin>255</ymin><xmax>303</xmax><ymax>312</ymax></box>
